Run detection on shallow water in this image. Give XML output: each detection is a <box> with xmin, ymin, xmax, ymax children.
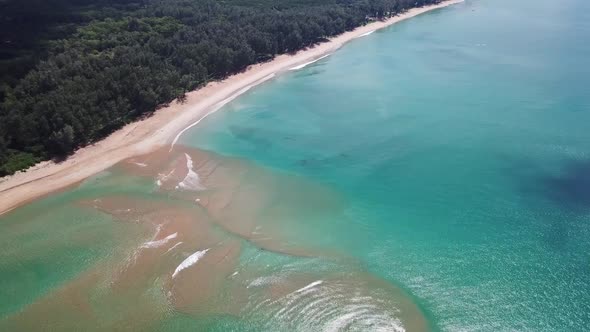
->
<box><xmin>2</xmin><ymin>0</ymin><xmax>590</xmax><ymax>330</ymax></box>
<box><xmin>0</xmin><ymin>146</ymin><xmax>427</xmax><ymax>331</ymax></box>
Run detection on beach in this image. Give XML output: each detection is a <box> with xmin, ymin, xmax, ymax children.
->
<box><xmin>0</xmin><ymin>0</ymin><xmax>463</xmax><ymax>216</ymax></box>
<box><xmin>3</xmin><ymin>0</ymin><xmax>590</xmax><ymax>329</ymax></box>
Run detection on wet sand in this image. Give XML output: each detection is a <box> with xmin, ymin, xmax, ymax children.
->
<box><xmin>0</xmin><ymin>0</ymin><xmax>464</xmax><ymax>216</ymax></box>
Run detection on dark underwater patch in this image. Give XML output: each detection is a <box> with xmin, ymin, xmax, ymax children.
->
<box><xmin>228</xmin><ymin>125</ymin><xmax>272</xmax><ymax>149</ymax></box>
<box><xmin>505</xmin><ymin>156</ymin><xmax>590</xmax><ymax>251</ymax></box>
<box><xmin>506</xmin><ymin>155</ymin><xmax>590</xmax><ymax>212</ymax></box>
<box><xmin>543</xmin><ymin>159</ymin><xmax>590</xmax><ymax>210</ymax></box>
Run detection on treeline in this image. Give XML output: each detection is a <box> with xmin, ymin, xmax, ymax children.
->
<box><xmin>0</xmin><ymin>0</ymin><xmax>442</xmax><ymax>175</ymax></box>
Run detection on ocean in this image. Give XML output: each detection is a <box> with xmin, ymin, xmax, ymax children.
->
<box><xmin>1</xmin><ymin>0</ymin><xmax>590</xmax><ymax>330</ymax></box>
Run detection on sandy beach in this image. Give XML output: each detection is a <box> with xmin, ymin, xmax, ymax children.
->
<box><xmin>0</xmin><ymin>0</ymin><xmax>463</xmax><ymax>215</ymax></box>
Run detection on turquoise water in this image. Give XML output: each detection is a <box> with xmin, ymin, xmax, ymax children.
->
<box><xmin>2</xmin><ymin>0</ymin><xmax>590</xmax><ymax>330</ymax></box>
<box><xmin>183</xmin><ymin>0</ymin><xmax>590</xmax><ymax>330</ymax></box>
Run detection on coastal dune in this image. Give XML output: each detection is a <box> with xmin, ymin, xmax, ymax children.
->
<box><xmin>0</xmin><ymin>0</ymin><xmax>463</xmax><ymax>215</ymax></box>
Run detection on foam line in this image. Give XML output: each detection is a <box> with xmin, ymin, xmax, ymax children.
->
<box><xmin>170</xmin><ymin>74</ymin><xmax>276</xmax><ymax>150</ymax></box>
<box><xmin>141</xmin><ymin>232</ymin><xmax>178</xmax><ymax>249</ymax></box>
<box><xmin>295</xmin><ymin>280</ymin><xmax>323</xmax><ymax>293</ymax></box>
<box><xmin>176</xmin><ymin>153</ymin><xmax>204</xmax><ymax>191</ymax></box>
<box><xmin>289</xmin><ymin>54</ymin><xmax>331</xmax><ymax>71</ymax></box>
<box><xmin>166</xmin><ymin>241</ymin><xmax>183</xmax><ymax>253</ymax></box>
<box><xmin>358</xmin><ymin>30</ymin><xmax>375</xmax><ymax>37</ymax></box>
<box><xmin>172</xmin><ymin>248</ymin><xmax>210</xmax><ymax>278</ymax></box>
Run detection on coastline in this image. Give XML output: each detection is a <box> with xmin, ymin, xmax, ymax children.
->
<box><xmin>0</xmin><ymin>0</ymin><xmax>463</xmax><ymax>216</ymax></box>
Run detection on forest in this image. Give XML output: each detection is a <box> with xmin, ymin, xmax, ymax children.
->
<box><xmin>0</xmin><ymin>0</ymin><xmax>442</xmax><ymax>175</ymax></box>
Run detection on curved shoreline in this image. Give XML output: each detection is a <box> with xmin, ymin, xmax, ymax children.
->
<box><xmin>0</xmin><ymin>0</ymin><xmax>463</xmax><ymax>216</ymax></box>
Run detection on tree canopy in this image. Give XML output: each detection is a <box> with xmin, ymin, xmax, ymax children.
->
<box><xmin>0</xmin><ymin>0</ymin><xmax>443</xmax><ymax>175</ymax></box>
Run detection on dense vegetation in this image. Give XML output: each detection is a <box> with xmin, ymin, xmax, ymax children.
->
<box><xmin>0</xmin><ymin>0</ymin><xmax>442</xmax><ymax>175</ymax></box>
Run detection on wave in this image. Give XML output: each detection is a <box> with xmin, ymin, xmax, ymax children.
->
<box><xmin>175</xmin><ymin>153</ymin><xmax>205</xmax><ymax>191</ymax></box>
<box><xmin>247</xmin><ymin>275</ymin><xmax>283</xmax><ymax>288</ymax></box>
<box><xmin>156</xmin><ymin>169</ymin><xmax>175</xmax><ymax>187</ymax></box>
<box><xmin>295</xmin><ymin>280</ymin><xmax>323</xmax><ymax>293</ymax></box>
<box><xmin>244</xmin><ymin>277</ymin><xmax>408</xmax><ymax>332</ymax></box>
<box><xmin>166</xmin><ymin>241</ymin><xmax>183</xmax><ymax>253</ymax></box>
<box><xmin>141</xmin><ymin>232</ymin><xmax>178</xmax><ymax>249</ymax></box>
<box><xmin>170</xmin><ymin>73</ymin><xmax>276</xmax><ymax>150</ymax></box>
<box><xmin>172</xmin><ymin>248</ymin><xmax>210</xmax><ymax>278</ymax></box>
<box><xmin>289</xmin><ymin>54</ymin><xmax>331</xmax><ymax>71</ymax></box>
<box><xmin>358</xmin><ymin>30</ymin><xmax>375</xmax><ymax>37</ymax></box>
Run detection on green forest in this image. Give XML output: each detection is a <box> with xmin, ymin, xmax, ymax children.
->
<box><xmin>0</xmin><ymin>0</ymin><xmax>442</xmax><ymax>175</ymax></box>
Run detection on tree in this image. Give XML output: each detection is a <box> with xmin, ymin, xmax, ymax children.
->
<box><xmin>0</xmin><ymin>136</ymin><xmax>7</xmax><ymax>165</ymax></box>
<box><xmin>0</xmin><ymin>0</ymin><xmax>443</xmax><ymax>174</ymax></box>
<box><xmin>49</xmin><ymin>125</ymin><xmax>75</xmax><ymax>157</ymax></box>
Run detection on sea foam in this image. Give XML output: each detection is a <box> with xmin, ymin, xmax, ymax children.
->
<box><xmin>141</xmin><ymin>232</ymin><xmax>178</xmax><ymax>249</ymax></box>
<box><xmin>176</xmin><ymin>153</ymin><xmax>205</xmax><ymax>191</ymax></box>
<box><xmin>295</xmin><ymin>280</ymin><xmax>323</xmax><ymax>293</ymax></box>
<box><xmin>166</xmin><ymin>241</ymin><xmax>184</xmax><ymax>253</ymax></box>
<box><xmin>172</xmin><ymin>248</ymin><xmax>210</xmax><ymax>278</ymax></box>
<box><xmin>358</xmin><ymin>30</ymin><xmax>375</xmax><ymax>37</ymax></box>
<box><xmin>170</xmin><ymin>74</ymin><xmax>276</xmax><ymax>150</ymax></box>
<box><xmin>289</xmin><ymin>54</ymin><xmax>331</xmax><ymax>71</ymax></box>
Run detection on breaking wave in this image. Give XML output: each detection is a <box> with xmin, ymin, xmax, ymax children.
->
<box><xmin>358</xmin><ymin>30</ymin><xmax>375</xmax><ymax>37</ymax></box>
<box><xmin>289</xmin><ymin>54</ymin><xmax>331</xmax><ymax>71</ymax></box>
<box><xmin>140</xmin><ymin>232</ymin><xmax>178</xmax><ymax>249</ymax></box>
<box><xmin>172</xmin><ymin>248</ymin><xmax>210</xmax><ymax>278</ymax></box>
<box><xmin>244</xmin><ymin>277</ymin><xmax>410</xmax><ymax>332</ymax></box>
<box><xmin>176</xmin><ymin>153</ymin><xmax>205</xmax><ymax>191</ymax></box>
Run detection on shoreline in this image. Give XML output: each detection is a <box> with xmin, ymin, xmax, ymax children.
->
<box><xmin>0</xmin><ymin>0</ymin><xmax>463</xmax><ymax>216</ymax></box>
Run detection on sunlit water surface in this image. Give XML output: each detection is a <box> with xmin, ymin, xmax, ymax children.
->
<box><xmin>2</xmin><ymin>0</ymin><xmax>590</xmax><ymax>330</ymax></box>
